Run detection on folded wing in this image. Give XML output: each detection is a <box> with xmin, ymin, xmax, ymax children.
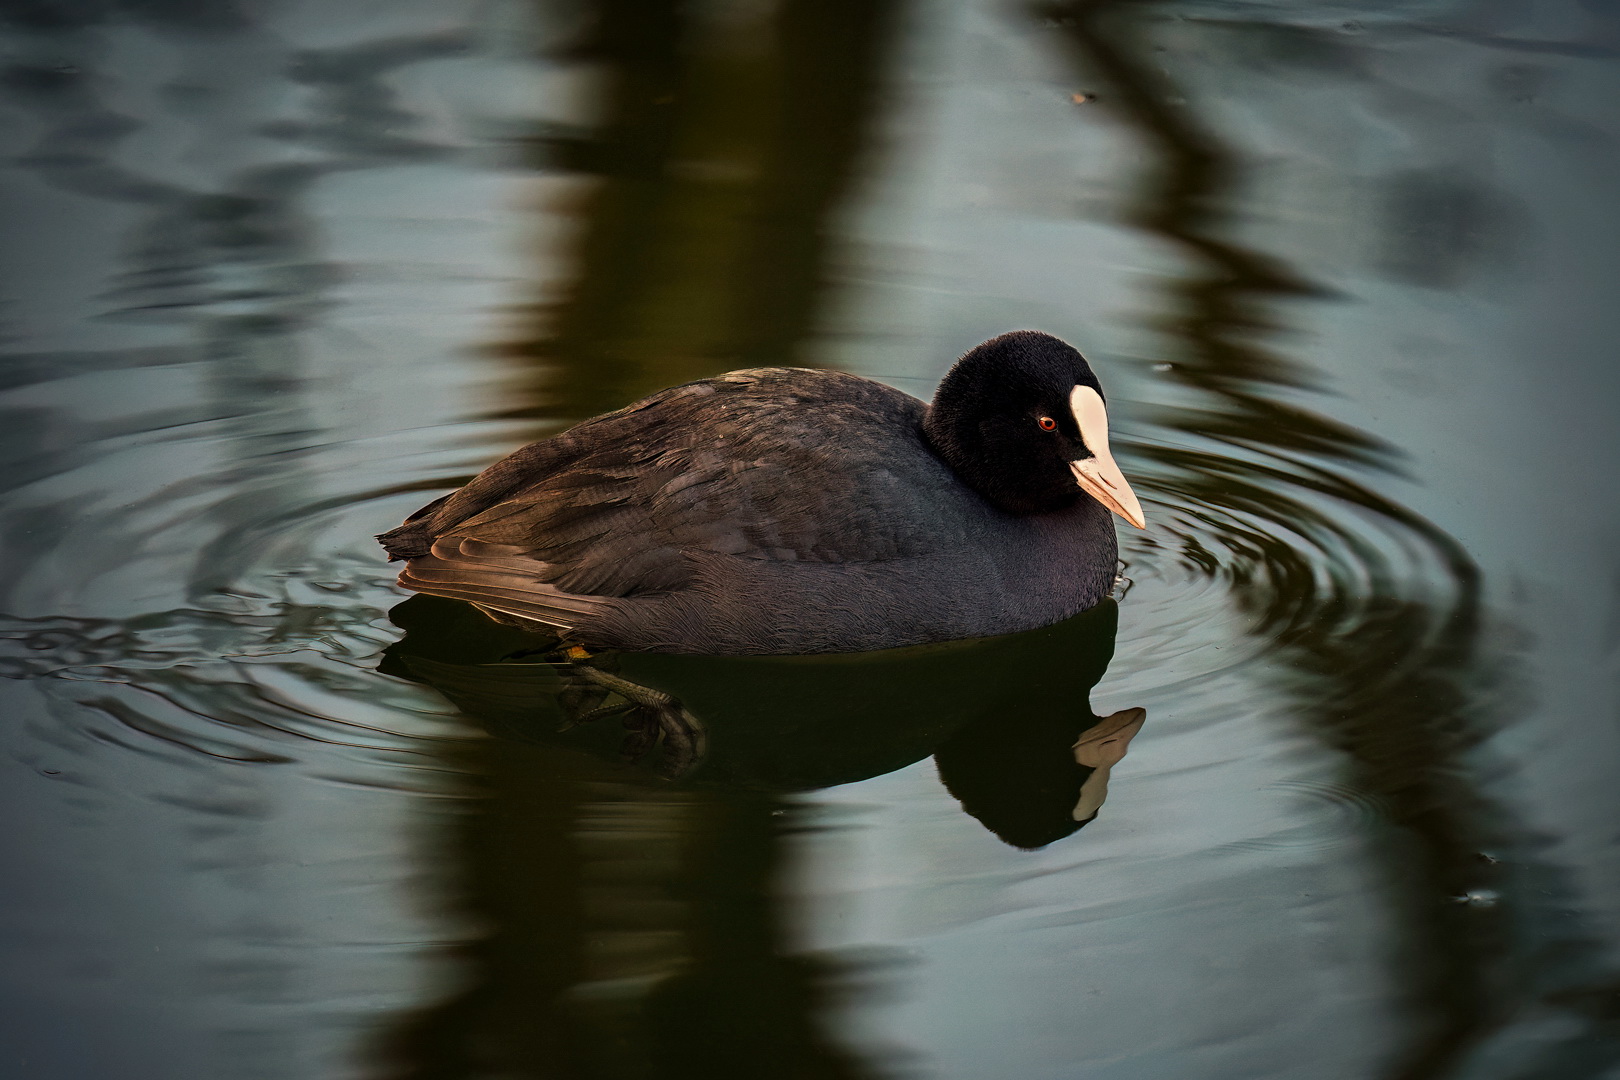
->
<box><xmin>379</xmin><ymin>370</ymin><xmax>950</xmax><ymax>631</ymax></box>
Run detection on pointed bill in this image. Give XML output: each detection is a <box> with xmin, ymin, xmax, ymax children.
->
<box><xmin>1068</xmin><ymin>385</ymin><xmax>1146</xmax><ymax>529</ymax></box>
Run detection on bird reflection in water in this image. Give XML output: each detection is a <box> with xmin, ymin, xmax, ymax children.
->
<box><xmin>374</xmin><ymin>597</ymin><xmax>1139</xmax><ymax>1076</ymax></box>
<box><xmin>381</xmin><ymin>594</ymin><xmax>1142</xmax><ymax>848</ymax></box>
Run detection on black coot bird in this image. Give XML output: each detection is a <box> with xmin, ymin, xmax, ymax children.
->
<box><xmin>378</xmin><ymin>330</ymin><xmax>1144</xmax><ymax>655</ymax></box>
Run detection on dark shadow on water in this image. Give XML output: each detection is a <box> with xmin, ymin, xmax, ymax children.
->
<box><xmin>371</xmin><ymin>595</ymin><xmax>1135</xmax><ymax>1077</ymax></box>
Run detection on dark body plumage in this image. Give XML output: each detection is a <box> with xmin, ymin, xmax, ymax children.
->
<box><xmin>379</xmin><ymin>333</ymin><xmax>1123</xmax><ymax>655</ymax></box>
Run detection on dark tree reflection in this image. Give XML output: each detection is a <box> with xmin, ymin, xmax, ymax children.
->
<box><xmin>497</xmin><ymin>0</ymin><xmax>901</xmax><ymax>422</ymax></box>
<box><xmin>1037</xmin><ymin>4</ymin><xmax>1539</xmax><ymax>1078</ymax></box>
<box><xmin>375</xmin><ymin>743</ymin><xmax>870</xmax><ymax>1080</ymax></box>
<box><xmin>374</xmin><ymin>3</ymin><xmax>902</xmax><ymax>1077</ymax></box>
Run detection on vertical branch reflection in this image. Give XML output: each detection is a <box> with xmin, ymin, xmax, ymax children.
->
<box><xmin>379</xmin><ymin>2</ymin><xmax>901</xmax><ymax>1076</ymax></box>
<box><xmin>1039</xmin><ymin>4</ymin><xmax>1510</xmax><ymax>1078</ymax></box>
<box><xmin>499</xmin><ymin>0</ymin><xmax>900</xmax><ymax>421</ymax></box>
<box><xmin>378</xmin><ymin>741</ymin><xmax>869</xmax><ymax>1080</ymax></box>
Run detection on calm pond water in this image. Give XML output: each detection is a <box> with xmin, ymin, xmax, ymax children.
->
<box><xmin>3</xmin><ymin>1</ymin><xmax>1619</xmax><ymax>1078</ymax></box>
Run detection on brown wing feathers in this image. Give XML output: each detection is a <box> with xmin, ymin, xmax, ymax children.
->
<box><xmin>380</xmin><ymin>370</ymin><xmax>937</xmax><ymax>633</ymax></box>
<box><xmin>395</xmin><ymin>536</ymin><xmax>612</xmax><ymax>631</ymax></box>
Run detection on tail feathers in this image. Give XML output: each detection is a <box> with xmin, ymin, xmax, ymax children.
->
<box><xmin>377</xmin><ymin>493</ymin><xmax>454</xmax><ymax>560</ymax></box>
<box><xmin>377</xmin><ymin>522</ymin><xmax>432</xmax><ymax>561</ymax></box>
<box><xmin>394</xmin><ymin>538</ymin><xmax>613</xmax><ymax>632</ymax></box>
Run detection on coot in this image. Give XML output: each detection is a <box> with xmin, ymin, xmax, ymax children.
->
<box><xmin>378</xmin><ymin>330</ymin><xmax>1144</xmax><ymax>654</ymax></box>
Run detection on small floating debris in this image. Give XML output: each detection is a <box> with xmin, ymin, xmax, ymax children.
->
<box><xmin>1071</xmin><ymin>92</ymin><xmax>1096</xmax><ymax>105</ymax></box>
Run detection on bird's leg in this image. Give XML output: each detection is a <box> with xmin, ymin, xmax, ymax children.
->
<box><xmin>538</xmin><ymin>648</ymin><xmax>707</xmax><ymax>777</ymax></box>
<box><xmin>555</xmin><ymin>661</ymin><xmax>613</xmax><ymax>731</ymax></box>
<box><xmin>530</xmin><ymin>643</ymin><xmax>616</xmax><ymax>730</ymax></box>
<box><xmin>568</xmin><ymin>664</ymin><xmax>708</xmax><ymax>778</ymax></box>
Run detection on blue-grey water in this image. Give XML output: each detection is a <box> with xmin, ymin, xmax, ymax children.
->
<box><xmin>2</xmin><ymin>1</ymin><xmax>1619</xmax><ymax>1078</ymax></box>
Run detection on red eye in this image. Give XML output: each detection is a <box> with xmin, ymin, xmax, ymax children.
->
<box><xmin>1038</xmin><ymin>416</ymin><xmax>1057</xmax><ymax>431</ymax></box>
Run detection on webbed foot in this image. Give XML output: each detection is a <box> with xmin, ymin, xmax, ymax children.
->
<box><xmin>548</xmin><ymin>652</ymin><xmax>707</xmax><ymax>778</ymax></box>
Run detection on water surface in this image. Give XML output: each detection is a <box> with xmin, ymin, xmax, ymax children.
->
<box><xmin>3</xmin><ymin>1</ymin><xmax>1619</xmax><ymax>1078</ymax></box>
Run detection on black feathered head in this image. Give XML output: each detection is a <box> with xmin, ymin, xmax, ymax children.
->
<box><xmin>925</xmin><ymin>330</ymin><xmax>1145</xmax><ymax>523</ymax></box>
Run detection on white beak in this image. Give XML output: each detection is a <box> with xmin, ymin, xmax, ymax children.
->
<box><xmin>1068</xmin><ymin>385</ymin><xmax>1146</xmax><ymax>529</ymax></box>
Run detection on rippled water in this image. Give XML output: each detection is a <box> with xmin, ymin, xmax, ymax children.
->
<box><xmin>4</xmin><ymin>1</ymin><xmax>1619</xmax><ymax>1078</ymax></box>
